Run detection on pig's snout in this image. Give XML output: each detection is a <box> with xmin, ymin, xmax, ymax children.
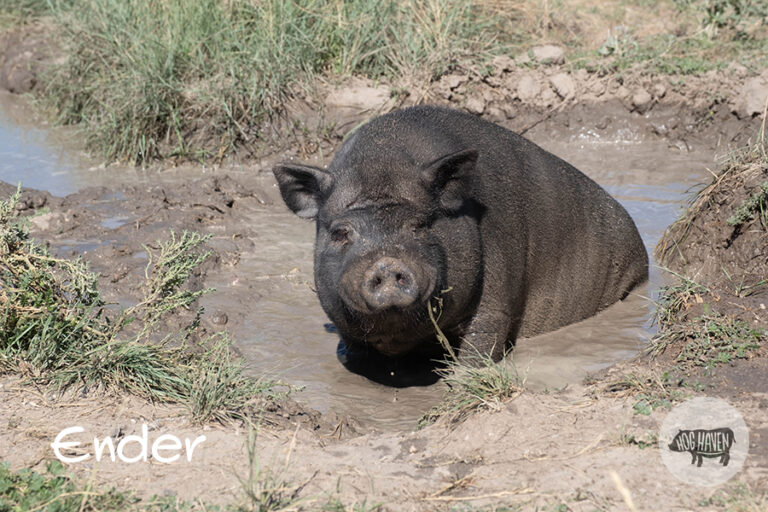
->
<box><xmin>361</xmin><ymin>257</ymin><xmax>419</xmax><ymax>311</ymax></box>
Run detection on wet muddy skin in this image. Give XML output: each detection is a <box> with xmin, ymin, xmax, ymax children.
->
<box><xmin>0</xmin><ymin>91</ymin><xmax>721</xmax><ymax>430</ymax></box>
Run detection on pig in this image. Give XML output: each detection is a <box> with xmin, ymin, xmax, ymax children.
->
<box><xmin>273</xmin><ymin>105</ymin><xmax>648</xmax><ymax>364</ymax></box>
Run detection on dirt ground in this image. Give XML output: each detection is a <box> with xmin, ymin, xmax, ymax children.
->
<box><xmin>1</xmin><ymin>20</ymin><xmax>768</xmax><ymax>511</ymax></box>
<box><xmin>2</xmin><ymin>371</ymin><xmax>766</xmax><ymax>510</ymax></box>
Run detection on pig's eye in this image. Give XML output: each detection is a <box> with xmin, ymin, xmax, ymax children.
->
<box><xmin>330</xmin><ymin>227</ymin><xmax>351</xmax><ymax>244</ymax></box>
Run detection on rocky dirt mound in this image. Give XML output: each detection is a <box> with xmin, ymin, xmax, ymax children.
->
<box><xmin>291</xmin><ymin>56</ymin><xmax>767</xmax><ymax>150</ymax></box>
<box><xmin>645</xmin><ymin>138</ymin><xmax>768</xmax><ymax>401</ymax></box>
<box><xmin>656</xmin><ymin>140</ymin><xmax>768</xmax><ymax>326</ymax></box>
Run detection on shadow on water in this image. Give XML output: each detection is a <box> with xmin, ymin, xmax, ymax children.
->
<box><xmin>336</xmin><ymin>338</ymin><xmax>445</xmax><ymax>388</ymax></box>
<box><xmin>326</xmin><ymin>322</ymin><xmax>444</xmax><ymax>387</ymax></box>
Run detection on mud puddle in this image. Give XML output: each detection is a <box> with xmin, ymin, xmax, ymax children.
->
<box><xmin>0</xmin><ymin>91</ymin><xmax>198</xmax><ymax>195</ymax></box>
<box><xmin>0</xmin><ymin>94</ymin><xmax>721</xmax><ymax>430</ymax></box>
<box><xmin>201</xmin><ymin>133</ymin><xmax>717</xmax><ymax>429</ymax></box>
<box><xmin>0</xmin><ymin>91</ymin><xmax>111</xmax><ymax>195</ymax></box>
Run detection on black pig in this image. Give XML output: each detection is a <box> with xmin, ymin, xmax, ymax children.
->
<box><xmin>274</xmin><ymin>106</ymin><xmax>647</xmax><ymax>363</ymax></box>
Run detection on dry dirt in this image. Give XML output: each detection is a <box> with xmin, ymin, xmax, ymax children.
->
<box><xmin>3</xmin><ymin>371</ymin><xmax>767</xmax><ymax>511</ymax></box>
<box><xmin>1</xmin><ymin>21</ymin><xmax>768</xmax><ymax>511</ymax></box>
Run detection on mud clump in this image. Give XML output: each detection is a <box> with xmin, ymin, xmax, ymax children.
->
<box><xmin>0</xmin><ymin>182</ymin><xmax>57</xmax><ymax>212</ymax></box>
<box><xmin>732</xmin><ymin>70</ymin><xmax>768</xmax><ymax>119</ymax></box>
<box><xmin>530</xmin><ymin>45</ymin><xmax>565</xmax><ymax>65</ymax></box>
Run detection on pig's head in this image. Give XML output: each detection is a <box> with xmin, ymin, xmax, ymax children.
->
<box><xmin>273</xmin><ymin>140</ymin><xmax>483</xmax><ymax>358</ymax></box>
<box><xmin>668</xmin><ymin>430</ymin><xmax>686</xmax><ymax>452</ymax></box>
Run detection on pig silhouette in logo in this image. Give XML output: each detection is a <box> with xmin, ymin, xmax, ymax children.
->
<box><xmin>668</xmin><ymin>428</ymin><xmax>735</xmax><ymax>467</ymax></box>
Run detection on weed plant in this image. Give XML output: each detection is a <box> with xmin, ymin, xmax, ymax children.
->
<box><xmin>728</xmin><ymin>182</ymin><xmax>768</xmax><ymax>227</ymax></box>
<box><xmin>419</xmin><ymin>350</ymin><xmax>523</xmax><ymax>427</ymax></box>
<box><xmin>0</xmin><ymin>186</ymin><xmax>283</xmax><ymax>423</ymax></box>
<box><xmin>0</xmin><ymin>460</ymin><xmax>141</xmax><ymax>511</ymax></box>
<box><xmin>651</xmin><ymin>314</ymin><xmax>764</xmax><ymax>370</ymax></box>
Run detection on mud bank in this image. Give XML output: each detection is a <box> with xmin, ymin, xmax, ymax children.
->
<box><xmin>2</xmin><ymin>18</ymin><xmax>768</xmax><ymax>166</ymax></box>
<box><xmin>650</xmin><ymin>138</ymin><xmax>768</xmax><ymax>396</ymax></box>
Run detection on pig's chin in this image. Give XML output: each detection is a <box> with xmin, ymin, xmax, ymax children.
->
<box><xmin>346</xmin><ymin>310</ymin><xmax>436</xmax><ymax>357</ymax></box>
<box><xmin>362</xmin><ymin>330</ymin><xmax>429</xmax><ymax>357</ymax></box>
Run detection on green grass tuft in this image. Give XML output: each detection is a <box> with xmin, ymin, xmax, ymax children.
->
<box><xmin>0</xmin><ymin>186</ymin><xmax>284</xmax><ymax>423</ymax></box>
<box><xmin>0</xmin><ymin>0</ymin><xmax>56</xmax><ymax>27</ymax></box>
<box><xmin>419</xmin><ymin>351</ymin><xmax>523</xmax><ymax>427</ymax></box>
<box><xmin>650</xmin><ymin>314</ymin><xmax>765</xmax><ymax>370</ymax></box>
<box><xmin>698</xmin><ymin>482</ymin><xmax>768</xmax><ymax>511</ymax></box>
<box><xmin>0</xmin><ymin>459</ymin><xmax>226</xmax><ymax>510</ymax></box>
<box><xmin>0</xmin><ymin>460</ymin><xmax>136</xmax><ymax>511</ymax></box>
<box><xmin>728</xmin><ymin>181</ymin><xmax>768</xmax><ymax>227</ymax></box>
<box><xmin>235</xmin><ymin>428</ymin><xmax>304</xmax><ymax>512</ymax></box>
<box><xmin>186</xmin><ymin>334</ymin><xmax>294</xmax><ymax>424</ymax></box>
<box><xmin>40</xmin><ymin>0</ymin><xmax>498</xmax><ymax>165</ymax></box>
<box><xmin>590</xmin><ymin>368</ymin><xmax>688</xmax><ymax>415</ymax></box>
<box><xmin>653</xmin><ymin>271</ymin><xmax>711</xmax><ymax>330</ymax></box>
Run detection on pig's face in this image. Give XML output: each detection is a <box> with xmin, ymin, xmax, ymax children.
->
<box><xmin>274</xmin><ymin>148</ymin><xmax>483</xmax><ymax>357</ymax></box>
<box><xmin>314</xmin><ymin>200</ymin><xmax>442</xmax><ymax>355</ymax></box>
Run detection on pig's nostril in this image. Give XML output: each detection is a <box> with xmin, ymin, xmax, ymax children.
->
<box><xmin>373</xmin><ymin>276</ymin><xmax>382</xmax><ymax>287</ymax></box>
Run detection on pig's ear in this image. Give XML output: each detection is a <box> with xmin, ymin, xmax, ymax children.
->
<box><xmin>422</xmin><ymin>148</ymin><xmax>478</xmax><ymax>211</ymax></box>
<box><xmin>273</xmin><ymin>164</ymin><xmax>333</xmax><ymax>219</ymax></box>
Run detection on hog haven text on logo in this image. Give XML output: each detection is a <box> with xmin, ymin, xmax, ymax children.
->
<box><xmin>667</xmin><ymin>427</ymin><xmax>735</xmax><ymax>467</ymax></box>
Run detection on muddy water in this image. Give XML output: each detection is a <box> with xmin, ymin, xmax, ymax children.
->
<box><xmin>0</xmin><ymin>92</ymin><xmax>163</xmax><ymax>195</ymax></box>
<box><xmin>0</xmin><ymin>95</ymin><xmax>718</xmax><ymax>430</ymax></box>
<box><xmin>0</xmin><ymin>91</ymin><xmax>102</xmax><ymax>195</ymax></box>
